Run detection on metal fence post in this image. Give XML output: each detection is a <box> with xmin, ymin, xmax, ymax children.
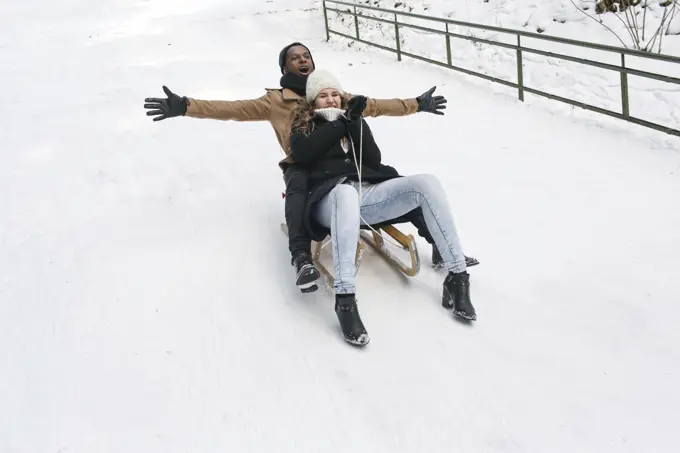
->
<box><xmin>317</xmin><ymin>1</ymin><xmax>679</xmax><ymax>137</ymax></box>
<box><xmin>354</xmin><ymin>6</ymin><xmax>360</xmax><ymax>39</ymax></box>
<box><xmin>516</xmin><ymin>34</ymin><xmax>524</xmax><ymax>101</ymax></box>
<box><xmin>322</xmin><ymin>0</ymin><xmax>329</xmax><ymax>41</ymax></box>
<box><xmin>445</xmin><ymin>23</ymin><xmax>452</xmax><ymax>66</ymax></box>
<box><xmin>394</xmin><ymin>13</ymin><xmax>401</xmax><ymax>61</ymax></box>
<box><xmin>620</xmin><ymin>53</ymin><xmax>630</xmax><ymax>118</ymax></box>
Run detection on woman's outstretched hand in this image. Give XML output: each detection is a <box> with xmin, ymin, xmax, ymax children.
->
<box><xmin>144</xmin><ymin>86</ymin><xmax>188</xmax><ymax>121</ymax></box>
<box><xmin>345</xmin><ymin>95</ymin><xmax>368</xmax><ymax>122</ymax></box>
<box><xmin>416</xmin><ymin>86</ymin><xmax>447</xmax><ymax>115</ymax></box>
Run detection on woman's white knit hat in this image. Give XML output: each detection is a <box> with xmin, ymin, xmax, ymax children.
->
<box><xmin>305</xmin><ymin>69</ymin><xmax>344</xmax><ymax>103</ymax></box>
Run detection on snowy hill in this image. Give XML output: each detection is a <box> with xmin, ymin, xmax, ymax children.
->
<box><xmin>2</xmin><ymin>0</ymin><xmax>680</xmax><ymax>452</ymax></box>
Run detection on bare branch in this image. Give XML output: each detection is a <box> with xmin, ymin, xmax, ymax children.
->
<box><xmin>568</xmin><ymin>0</ymin><xmax>629</xmax><ymax>48</ymax></box>
<box><xmin>628</xmin><ymin>2</ymin><xmax>641</xmax><ymax>46</ymax></box>
<box><xmin>642</xmin><ymin>0</ymin><xmax>648</xmax><ymax>42</ymax></box>
<box><xmin>610</xmin><ymin>4</ymin><xmax>640</xmax><ymax>48</ymax></box>
<box><xmin>624</xmin><ymin>6</ymin><xmax>640</xmax><ymax>48</ymax></box>
<box><xmin>647</xmin><ymin>4</ymin><xmax>670</xmax><ymax>51</ymax></box>
<box><xmin>657</xmin><ymin>1</ymin><xmax>679</xmax><ymax>53</ymax></box>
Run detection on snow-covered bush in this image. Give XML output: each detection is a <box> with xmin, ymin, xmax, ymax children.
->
<box><xmin>573</xmin><ymin>0</ymin><xmax>680</xmax><ymax>52</ymax></box>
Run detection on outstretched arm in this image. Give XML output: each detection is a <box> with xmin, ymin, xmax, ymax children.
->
<box><xmin>185</xmin><ymin>95</ymin><xmax>271</xmax><ymax>121</ymax></box>
<box><xmin>290</xmin><ymin>120</ymin><xmax>347</xmax><ymax>164</ymax></box>
<box><xmin>144</xmin><ymin>85</ymin><xmax>272</xmax><ymax>122</ymax></box>
<box><xmin>346</xmin><ymin>86</ymin><xmax>447</xmax><ymax>118</ymax></box>
<box><xmin>362</xmin><ymin>97</ymin><xmax>419</xmax><ymax>118</ymax></box>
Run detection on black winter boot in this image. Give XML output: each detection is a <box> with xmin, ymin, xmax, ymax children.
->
<box><xmin>292</xmin><ymin>251</ymin><xmax>320</xmax><ymax>293</ymax></box>
<box><xmin>442</xmin><ymin>271</ymin><xmax>477</xmax><ymax>321</ymax></box>
<box><xmin>432</xmin><ymin>246</ymin><xmax>443</xmax><ymax>269</ymax></box>
<box><xmin>432</xmin><ymin>246</ymin><xmax>480</xmax><ymax>270</ymax></box>
<box><xmin>335</xmin><ymin>294</ymin><xmax>370</xmax><ymax>346</ymax></box>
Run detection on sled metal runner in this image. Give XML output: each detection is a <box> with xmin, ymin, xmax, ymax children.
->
<box><xmin>280</xmin><ymin>222</ymin><xmax>420</xmax><ymax>291</ymax></box>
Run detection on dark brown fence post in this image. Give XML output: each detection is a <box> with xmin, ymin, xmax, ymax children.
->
<box><xmin>517</xmin><ymin>34</ymin><xmax>524</xmax><ymax>101</ymax></box>
<box><xmin>621</xmin><ymin>53</ymin><xmax>630</xmax><ymax>118</ymax></box>
<box><xmin>445</xmin><ymin>23</ymin><xmax>452</xmax><ymax>66</ymax></box>
<box><xmin>323</xmin><ymin>0</ymin><xmax>330</xmax><ymax>41</ymax></box>
<box><xmin>354</xmin><ymin>6</ymin><xmax>360</xmax><ymax>40</ymax></box>
<box><xmin>394</xmin><ymin>14</ymin><xmax>401</xmax><ymax>61</ymax></box>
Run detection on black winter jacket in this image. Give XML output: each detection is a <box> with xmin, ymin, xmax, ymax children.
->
<box><xmin>290</xmin><ymin>115</ymin><xmax>402</xmax><ymax>241</ymax></box>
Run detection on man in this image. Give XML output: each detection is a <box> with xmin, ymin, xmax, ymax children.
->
<box><xmin>143</xmin><ymin>42</ymin><xmax>477</xmax><ymax>292</ymax></box>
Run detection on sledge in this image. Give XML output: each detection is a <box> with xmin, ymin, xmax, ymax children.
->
<box><xmin>280</xmin><ymin>212</ymin><xmax>421</xmax><ymax>291</ymax></box>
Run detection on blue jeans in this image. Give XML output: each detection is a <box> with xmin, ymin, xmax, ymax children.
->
<box><xmin>314</xmin><ymin>174</ymin><xmax>467</xmax><ymax>294</ymax></box>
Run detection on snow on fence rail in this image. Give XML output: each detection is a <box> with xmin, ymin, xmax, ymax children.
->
<box><xmin>322</xmin><ymin>0</ymin><xmax>680</xmax><ymax>138</ymax></box>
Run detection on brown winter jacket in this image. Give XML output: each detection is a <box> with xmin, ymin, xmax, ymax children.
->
<box><xmin>184</xmin><ymin>87</ymin><xmax>420</xmax><ymax>169</ymax></box>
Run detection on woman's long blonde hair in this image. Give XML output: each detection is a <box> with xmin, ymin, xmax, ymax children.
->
<box><xmin>290</xmin><ymin>96</ymin><xmax>348</xmax><ymax>136</ymax></box>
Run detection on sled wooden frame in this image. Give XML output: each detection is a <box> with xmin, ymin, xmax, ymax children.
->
<box><xmin>280</xmin><ymin>222</ymin><xmax>420</xmax><ymax>290</ymax></box>
<box><xmin>359</xmin><ymin>225</ymin><xmax>420</xmax><ymax>277</ymax></box>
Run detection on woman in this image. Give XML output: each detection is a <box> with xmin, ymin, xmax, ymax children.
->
<box><xmin>289</xmin><ymin>70</ymin><xmax>476</xmax><ymax>346</ymax></box>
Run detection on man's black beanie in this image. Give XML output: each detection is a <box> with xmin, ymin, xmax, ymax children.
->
<box><xmin>278</xmin><ymin>42</ymin><xmax>315</xmax><ymax>74</ymax></box>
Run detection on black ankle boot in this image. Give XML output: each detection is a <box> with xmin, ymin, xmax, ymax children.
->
<box><xmin>442</xmin><ymin>271</ymin><xmax>477</xmax><ymax>321</ymax></box>
<box><xmin>292</xmin><ymin>251</ymin><xmax>320</xmax><ymax>293</ymax></box>
<box><xmin>432</xmin><ymin>246</ymin><xmax>443</xmax><ymax>269</ymax></box>
<box><xmin>335</xmin><ymin>294</ymin><xmax>370</xmax><ymax>346</ymax></box>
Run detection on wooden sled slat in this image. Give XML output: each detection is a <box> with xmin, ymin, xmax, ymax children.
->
<box><xmin>360</xmin><ymin>225</ymin><xmax>420</xmax><ymax>277</ymax></box>
<box><xmin>280</xmin><ymin>222</ymin><xmax>420</xmax><ymax>291</ymax></box>
<box><xmin>311</xmin><ymin>235</ymin><xmax>365</xmax><ymax>290</ymax></box>
<box><xmin>281</xmin><ymin>223</ymin><xmax>365</xmax><ymax>291</ymax></box>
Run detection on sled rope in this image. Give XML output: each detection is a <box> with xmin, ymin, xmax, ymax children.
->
<box><xmin>348</xmin><ymin>117</ymin><xmax>405</xmax><ymax>250</ymax></box>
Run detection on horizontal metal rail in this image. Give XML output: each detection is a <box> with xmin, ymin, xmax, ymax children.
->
<box><xmin>323</xmin><ymin>0</ymin><xmax>680</xmax><ymax>137</ymax></box>
<box><xmin>326</xmin><ymin>0</ymin><xmax>680</xmax><ymax>63</ymax></box>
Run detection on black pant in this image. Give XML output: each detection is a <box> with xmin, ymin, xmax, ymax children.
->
<box><xmin>283</xmin><ymin>164</ymin><xmax>436</xmax><ymax>260</ymax></box>
<box><xmin>284</xmin><ymin>164</ymin><xmax>313</xmax><ymax>258</ymax></box>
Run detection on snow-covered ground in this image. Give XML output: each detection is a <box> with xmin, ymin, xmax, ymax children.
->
<box><xmin>2</xmin><ymin>0</ymin><xmax>680</xmax><ymax>452</ymax></box>
<box><xmin>327</xmin><ymin>0</ymin><xmax>680</xmax><ymax>142</ymax></box>
<box><xmin>338</xmin><ymin>0</ymin><xmax>680</xmax><ymax>52</ymax></box>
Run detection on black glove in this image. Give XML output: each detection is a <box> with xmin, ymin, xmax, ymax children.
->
<box><xmin>144</xmin><ymin>85</ymin><xmax>188</xmax><ymax>121</ymax></box>
<box><xmin>345</xmin><ymin>95</ymin><xmax>367</xmax><ymax>122</ymax></box>
<box><xmin>416</xmin><ymin>86</ymin><xmax>447</xmax><ymax>115</ymax></box>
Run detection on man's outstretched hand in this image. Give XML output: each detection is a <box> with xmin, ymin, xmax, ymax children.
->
<box><xmin>416</xmin><ymin>86</ymin><xmax>447</xmax><ymax>115</ymax></box>
<box><xmin>144</xmin><ymin>86</ymin><xmax>188</xmax><ymax>121</ymax></box>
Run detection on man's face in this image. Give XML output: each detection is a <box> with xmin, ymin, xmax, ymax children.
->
<box><xmin>283</xmin><ymin>45</ymin><xmax>314</xmax><ymax>76</ymax></box>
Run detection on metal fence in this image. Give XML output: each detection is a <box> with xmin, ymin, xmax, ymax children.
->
<box><xmin>322</xmin><ymin>0</ymin><xmax>680</xmax><ymax>137</ymax></box>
